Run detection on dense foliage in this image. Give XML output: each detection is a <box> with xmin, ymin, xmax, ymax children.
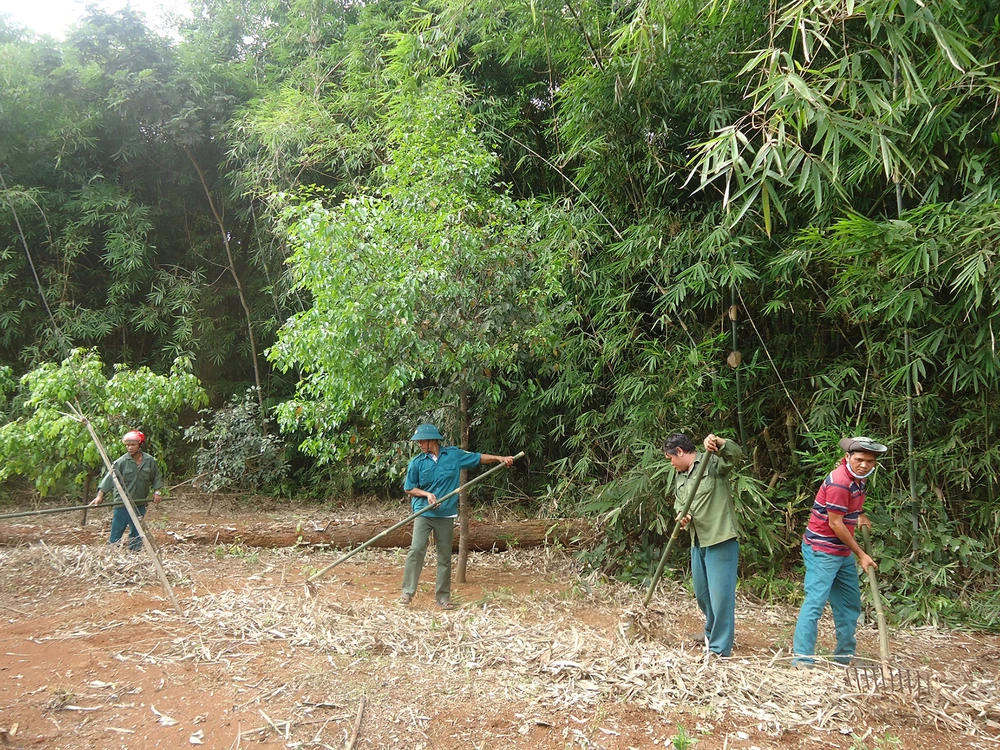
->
<box><xmin>185</xmin><ymin>388</ymin><xmax>288</xmax><ymax>492</ymax></box>
<box><xmin>0</xmin><ymin>348</ymin><xmax>207</xmax><ymax>493</ymax></box>
<box><xmin>1</xmin><ymin>0</ymin><xmax>999</xmax><ymax>626</ymax></box>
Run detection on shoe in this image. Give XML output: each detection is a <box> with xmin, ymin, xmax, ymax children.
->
<box><xmin>398</xmin><ymin>593</ymin><xmax>413</xmax><ymax>605</ymax></box>
<box><xmin>436</xmin><ymin>597</ymin><xmax>454</xmax><ymax>610</ymax></box>
<box><xmin>688</xmin><ymin>632</ymin><xmax>707</xmax><ymax>646</ymax></box>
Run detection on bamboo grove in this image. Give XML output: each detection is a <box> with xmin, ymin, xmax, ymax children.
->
<box><xmin>0</xmin><ymin>0</ymin><xmax>998</xmax><ymax>627</ymax></box>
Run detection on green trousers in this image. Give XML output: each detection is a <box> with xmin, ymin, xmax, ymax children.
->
<box><xmin>402</xmin><ymin>515</ymin><xmax>455</xmax><ymax>600</ymax></box>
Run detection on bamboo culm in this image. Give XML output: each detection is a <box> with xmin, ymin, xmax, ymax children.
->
<box><xmin>0</xmin><ymin>497</ymin><xmax>163</xmax><ymax>522</ymax></box>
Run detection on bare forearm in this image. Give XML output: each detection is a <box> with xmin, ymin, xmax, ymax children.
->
<box><xmin>480</xmin><ymin>454</ymin><xmax>515</xmax><ymax>467</ymax></box>
<box><xmin>829</xmin><ymin>515</ymin><xmax>870</xmax><ymax>561</ymax></box>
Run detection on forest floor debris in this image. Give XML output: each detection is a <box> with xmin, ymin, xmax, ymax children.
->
<box><xmin>0</xmin><ymin>503</ymin><xmax>998</xmax><ymax>748</ymax></box>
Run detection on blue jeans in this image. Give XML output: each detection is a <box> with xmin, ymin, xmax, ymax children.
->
<box><xmin>402</xmin><ymin>516</ymin><xmax>456</xmax><ymax>601</ymax></box>
<box><xmin>109</xmin><ymin>503</ymin><xmax>148</xmax><ymax>552</ymax></box>
<box><xmin>691</xmin><ymin>537</ymin><xmax>739</xmax><ymax>657</ymax></box>
<box><xmin>793</xmin><ymin>541</ymin><xmax>862</xmax><ymax>665</ymax></box>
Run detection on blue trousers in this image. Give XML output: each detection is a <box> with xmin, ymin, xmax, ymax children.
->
<box><xmin>793</xmin><ymin>541</ymin><xmax>862</xmax><ymax>665</ymax></box>
<box><xmin>690</xmin><ymin>537</ymin><xmax>739</xmax><ymax>657</ymax></box>
<box><xmin>402</xmin><ymin>516</ymin><xmax>455</xmax><ymax>600</ymax></box>
<box><xmin>109</xmin><ymin>503</ymin><xmax>148</xmax><ymax>552</ymax></box>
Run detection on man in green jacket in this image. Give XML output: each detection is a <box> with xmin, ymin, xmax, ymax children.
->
<box><xmin>664</xmin><ymin>432</ymin><xmax>744</xmax><ymax>657</ymax></box>
<box><xmin>89</xmin><ymin>430</ymin><xmax>163</xmax><ymax>552</ymax></box>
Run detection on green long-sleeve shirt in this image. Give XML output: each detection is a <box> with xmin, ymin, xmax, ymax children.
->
<box><xmin>98</xmin><ymin>452</ymin><xmax>163</xmax><ymax>502</ymax></box>
<box><xmin>673</xmin><ymin>440</ymin><xmax>744</xmax><ymax>548</ymax></box>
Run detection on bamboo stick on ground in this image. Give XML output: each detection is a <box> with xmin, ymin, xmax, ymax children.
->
<box><xmin>347</xmin><ymin>695</ymin><xmax>366</xmax><ymax>750</ymax></box>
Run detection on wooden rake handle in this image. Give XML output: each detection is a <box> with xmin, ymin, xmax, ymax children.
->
<box><xmin>860</xmin><ymin>525</ymin><xmax>891</xmax><ymax>666</ymax></box>
<box><xmin>642</xmin><ymin>452</ymin><xmax>711</xmax><ymax>607</ymax></box>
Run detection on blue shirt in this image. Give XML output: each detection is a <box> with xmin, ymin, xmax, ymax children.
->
<box><xmin>404</xmin><ymin>446</ymin><xmax>482</xmax><ymax>518</ymax></box>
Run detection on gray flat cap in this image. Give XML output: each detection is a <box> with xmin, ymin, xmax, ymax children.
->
<box><xmin>839</xmin><ymin>436</ymin><xmax>888</xmax><ymax>455</ymax></box>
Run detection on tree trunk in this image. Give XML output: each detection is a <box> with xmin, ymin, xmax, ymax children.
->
<box><xmin>456</xmin><ymin>389</ymin><xmax>471</xmax><ymax>583</ymax></box>
<box><xmin>79</xmin><ymin>473</ymin><xmax>92</xmax><ymax>526</ymax></box>
<box><xmin>0</xmin><ymin>517</ymin><xmax>590</xmax><ymax>551</ymax></box>
<box><xmin>183</xmin><ymin>147</ymin><xmax>264</xmax><ymax>410</ymax></box>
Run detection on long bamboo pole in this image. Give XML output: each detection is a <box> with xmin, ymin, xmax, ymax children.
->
<box><xmin>66</xmin><ymin>404</ymin><xmax>183</xmax><ymax>615</ymax></box>
<box><xmin>0</xmin><ymin>497</ymin><xmax>160</xmax><ymax>521</ymax></box>
<box><xmin>306</xmin><ymin>451</ymin><xmax>524</xmax><ymax>585</ymax></box>
<box><xmin>905</xmin><ymin>331</ymin><xmax>919</xmax><ymax>554</ymax></box>
<box><xmin>643</xmin><ymin>451</ymin><xmax>711</xmax><ymax>607</ymax></box>
<box><xmin>0</xmin><ymin>474</ymin><xmax>206</xmax><ymax>522</ymax></box>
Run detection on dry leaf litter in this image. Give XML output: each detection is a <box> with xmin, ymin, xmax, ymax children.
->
<box><xmin>0</xmin><ymin>542</ymin><xmax>998</xmax><ymax>748</ymax></box>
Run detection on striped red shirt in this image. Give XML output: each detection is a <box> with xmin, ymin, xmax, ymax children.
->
<box><xmin>803</xmin><ymin>458</ymin><xmax>866</xmax><ymax>557</ymax></box>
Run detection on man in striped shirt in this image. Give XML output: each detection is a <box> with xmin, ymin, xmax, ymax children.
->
<box><xmin>792</xmin><ymin>436</ymin><xmax>887</xmax><ymax>667</ymax></box>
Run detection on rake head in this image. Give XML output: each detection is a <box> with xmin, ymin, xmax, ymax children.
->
<box><xmin>844</xmin><ymin>661</ymin><xmax>925</xmax><ymax>694</ymax></box>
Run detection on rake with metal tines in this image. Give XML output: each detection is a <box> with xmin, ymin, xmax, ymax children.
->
<box><xmin>844</xmin><ymin>525</ymin><xmax>925</xmax><ymax>694</ymax></box>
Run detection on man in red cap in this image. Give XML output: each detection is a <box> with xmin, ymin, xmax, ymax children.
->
<box><xmin>793</xmin><ymin>436</ymin><xmax>888</xmax><ymax>666</ymax></box>
<box><xmin>89</xmin><ymin>430</ymin><xmax>164</xmax><ymax>552</ymax></box>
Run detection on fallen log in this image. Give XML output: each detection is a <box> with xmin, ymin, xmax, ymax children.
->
<box><xmin>0</xmin><ymin>517</ymin><xmax>591</xmax><ymax>551</ymax></box>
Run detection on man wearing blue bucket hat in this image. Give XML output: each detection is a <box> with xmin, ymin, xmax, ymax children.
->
<box><xmin>400</xmin><ymin>423</ymin><xmax>515</xmax><ymax>609</ymax></box>
<box><xmin>793</xmin><ymin>436</ymin><xmax>888</xmax><ymax>667</ymax></box>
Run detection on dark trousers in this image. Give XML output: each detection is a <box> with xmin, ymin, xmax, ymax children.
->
<box><xmin>109</xmin><ymin>503</ymin><xmax>148</xmax><ymax>552</ymax></box>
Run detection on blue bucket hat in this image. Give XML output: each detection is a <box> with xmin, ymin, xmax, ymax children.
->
<box><xmin>411</xmin><ymin>423</ymin><xmax>444</xmax><ymax>441</ymax></box>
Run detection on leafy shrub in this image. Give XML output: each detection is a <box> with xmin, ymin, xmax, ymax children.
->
<box><xmin>0</xmin><ymin>348</ymin><xmax>207</xmax><ymax>494</ymax></box>
<box><xmin>185</xmin><ymin>389</ymin><xmax>288</xmax><ymax>493</ymax></box>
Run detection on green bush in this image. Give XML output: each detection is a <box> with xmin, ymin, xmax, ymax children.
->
<box><xmin>185</xmin><ymin>389</ymin><xmax>288</xmax><ymax>493</ymax></box>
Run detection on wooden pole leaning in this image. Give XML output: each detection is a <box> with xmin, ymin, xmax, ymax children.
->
<box><xmin>642</xmin><ymin>452</ymin><xmax>711</xmax><ymax>608</ymax></box>
<box><xmin>65</xmin><ymin>403</ymin><xmax>183</xmax><ymax>616</ymax></box>
<box><xmin>306</xmin><ymin>451</ymin><xmax>525</xmax><ymax>586</ymax></box>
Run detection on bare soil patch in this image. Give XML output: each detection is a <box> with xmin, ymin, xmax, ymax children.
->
<box><xmin>0</xmin><ymin>498</ymin><xmax>998</xmax><ymax>749</ymax></box>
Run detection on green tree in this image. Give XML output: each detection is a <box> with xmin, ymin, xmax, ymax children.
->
<box><xmin>0</xmin><ymin>6</ymin><xmax>282</xmax><ymax>397</ymax></box>
<box><xmin>270</xmin><ymin>78</ymin><xmax>564</xmax><ymax>453</ymax></box>
<box><xmin>0</xmin><ymin>348</ymin><xmax>208</xmax><ymax>496</ymax></box>
<box><xmin>269</xmin><ymin>77</ymin><xmax>568</xmax><ymax>573</ymax></box>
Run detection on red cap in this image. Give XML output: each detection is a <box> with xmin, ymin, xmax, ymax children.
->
<box><xmin>122</xmin><ymin>430</ymin><xmax>145</xmax><ymax>444</ymax></box>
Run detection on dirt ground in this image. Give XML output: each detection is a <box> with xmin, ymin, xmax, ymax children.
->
<box><xmin>0</xmin><ymin>497</ymin><xmax>998</xmax><ymax>750</ymax></box>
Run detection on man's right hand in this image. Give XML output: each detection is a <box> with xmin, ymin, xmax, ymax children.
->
<box><xmin>704</xmin><ymin>434</ymin><xmax>724</xmax><ymax>453</ymax></box>
<box><xmin>859</xmin><ymin>553</ymin><xmax>877</xmax><ymax>572</ymax></box>
<box><xmin>424</xmin><ymin>493</ymin><xmax>438</xmax><ymax>506</ymax></box>
<box><xmin>89</xmin><ymin>496</ymin><xmax>102</xmax><ymax>507</ymax></box>
<box><xmin>677</xmin><ymin>512</ymin><xmax>692</xmax><ymax>530</ymax></box>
